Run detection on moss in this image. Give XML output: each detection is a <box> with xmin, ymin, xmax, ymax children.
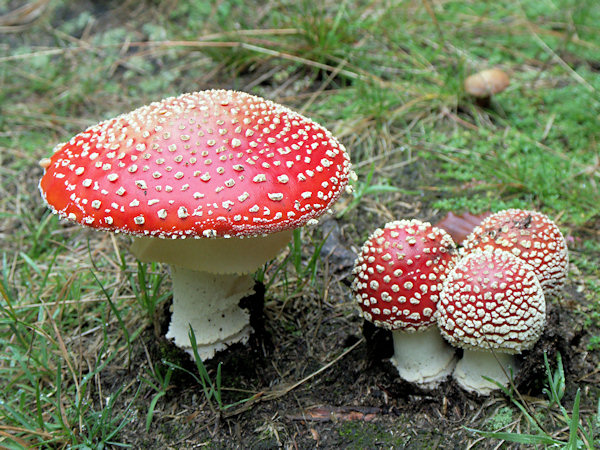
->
<box><xmin>338</xmin><ymin>422</ymin><xmax>409</xmax><ymax>448</ymax></box>
<box><xmin>484</xmin><ymin>406</ymin><xmax>514</xmax><ymax>431</ymax></box>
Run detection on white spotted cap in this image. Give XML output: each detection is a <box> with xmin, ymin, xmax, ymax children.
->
<box><xmin>39</xmin><ymin>90</ymin><xmax>351</xmax><ymax>238</ymax></box>
<box><xmin>438</xmin><ymin>248</ymin><xmax>546</xmax><ymax>354</ymax></box>
<box><xmin>351</xmin><ymin>219</ymin><xmax>458</xmax><ymax>332</ymax></box>
<box><xmin>462</xmin><ymin>209</ymin><xmax>568</xmax><ymax>296</ymax></box>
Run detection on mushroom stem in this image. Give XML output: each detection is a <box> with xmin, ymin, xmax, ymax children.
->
<box><xmin>131</xmin><ymin>230</ymin><xmax>294</xmax><ymax>361</ymax></box>
<box><xmin>167</xmin><ymin>266</ymin><xmax>255</xmax><ymax>361</ymax></box>
<box><xmin>389</xmin><ymin>326</ymin><xmax>457</xmax><ymax>388</ymax></box>
<box><xmin>453</xmin><ymin>349</ymin><xmax>518</xmax><ymax>395</ymax></box>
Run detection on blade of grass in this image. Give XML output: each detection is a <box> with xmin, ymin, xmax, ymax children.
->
<box><xmin>464</xmin><ymin>428</ymin><xmax>562</xmax><ymax>445</ymax></box>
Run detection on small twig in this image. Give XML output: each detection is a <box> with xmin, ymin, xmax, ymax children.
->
<box><xmin>0</xmin><ymin>37</ymin><xmax>365</xmax><ymax>84</ymax></box>
<box><xmin>0</xmin><ymin>430</ymin><xmax>33</xmax><ymax>448</ymax></box>
<box><xmin>222</xmin><ymin>338</ymin><xmax>364</xmax><ymax>418</ymax></box>
<box><xmin>0</xmin><ymin>425</ymin><xmax>54</xmax><ymax>439</ymax></box>
<box><xmin>541</xmin><ymin>113</ymin><xmax>556</xmax><ymax>141</ymax></box>
<box><xmin>442</xmin><ymin>108</ymin><xmax>480</xmax><ymax>131</ymax></box>
<box><xmin>268</xmin><ymin>338</ymin><xmax>364</xmax><ymax>395</ymax></box>
<box><xmin>0</xmin><ymin>0</ymin><xmax>50</xmax><ymax>30</ymax></box>
<box><xmin>239</xmin><ymin>42</ymin><xmax>361</xmax><ymax>80</ymax></box>
<box><xmin>300</xmin><ymin>59</ymin><xmax>349</xmax><ymax>114</ymax></box>
<box><xmin>12</xmin><ymin>296</ymin><xmax>126</xmax><ymax>310</ymax></box>
<box><xmin>63</xmin><ymin>322</ymin><xmax>116</xmax><ymax>345</ymax></box>
<box><xmin>243</xmin><ymin>66</ymin><xmax>284</xmax><ymax>92</ymax></box>
<box><xmin>576</xmin><ymin>366</ymin><xmax>600</xmax><ymax>382</ymax></box>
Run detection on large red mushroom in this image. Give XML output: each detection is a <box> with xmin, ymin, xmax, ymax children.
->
<box><xmin>39</xmin><ymin>89</ymin><xmax>352</xmax><ymax>360</ymax></box>
<box><xmin>352</xmin><ymin>220</ymin><xmax>459</xmax><ymax>387</ymax></box>
<box><xmin>462</xmin><ymin>209</ymin><xmax>568</xmax><ymax>296</ymax></box>
<box><xmin>437</xmin><ymin>248</ymin><xmax>546</xmax><ymax>394</ymax></box>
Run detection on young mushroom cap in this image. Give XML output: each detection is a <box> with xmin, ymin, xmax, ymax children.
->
<box><xmin>39</xmin><ymin>89</ymin><xmax>352</xmax><ymax>359</ymax></box>
<box><xmin>437</xmin><ymin>248</ymin><xmax>546</xmax><ymax>394</ymax></box>
<box><xmin>462</xmin><ymin>209</ymin><xmax>568</xmax><ymax>297</ymax></box>
<box><xmin>352</xmin><ymin>219</ymin><xmax>459</xmax><ymax>387</ymax></box>
<box><xmin>464</xmin><ymin>68</ymin><xmax>510</xmax><ymax>98</ymax></box>
<box><xmin>353</xmin><ymin>220</ymin><xmax>457</xmax><ymax>330</ymax></box>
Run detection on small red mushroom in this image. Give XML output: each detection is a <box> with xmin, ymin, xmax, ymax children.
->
<box><xmin>352</xmin><ymin>219</ymin><xmax>459</xmax><ymax>387</ymax></box>
<box><xmin>437</xmin><ymin>248</ymin><xmax>546</xmax><ymax>394</ymax></box>
<box><xmin>462</xmin><ymin>209</ymin><xmax>568</xmax><ymax>296</ymax></box>
<box><xmin>39</xmin><ymin>89</ymin><xmax>352</xmax><ymax>360</ymax></box>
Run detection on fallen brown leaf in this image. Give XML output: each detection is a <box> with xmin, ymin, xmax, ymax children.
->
<box><xmin>435</xmin><ymin>211</ymin><xmax>492</xmax><ymax>245</ymax></box>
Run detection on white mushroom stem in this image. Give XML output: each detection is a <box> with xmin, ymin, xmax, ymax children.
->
<box><xmin>167</xmin><ymin>267</ymin><xmax>255</xmax><ymax>360</ymax></box>
<box><xmin>130</xmin><ymin>229</ymin><xmax>293</xmax><ymax>360</ymax></box>
<box><xmin>453</xmin><ymin>349</ymin><xmax>519</xmax><ymax>395</ymax></box>
<box><xmin>389</xmin><ymin>326</ymin><xmax>457</xmax><ymax>389</ymax></box>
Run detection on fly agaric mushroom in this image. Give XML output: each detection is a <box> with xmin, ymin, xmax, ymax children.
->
<box><xmin>462</xmin><ymin>209</ymin><xmax>568</xmax><ymax>297</ymax></box>
<box><xmin>437</xmin><ymin>248</ymin><xmax>546</xmax><ymax>395</ymax></box>
<box><xmin>39</xmin><ymin>89</ymin><xmax>352</xmax><ymax>360</ymax></box>
<box><xmin>352</xmin><ymin>220</ymin><xmax>459</xmax><ymax>387</ymax></box>
<box><xmin>464</xmin><ymin>68</ymin><xmax>510</xmax><ymax>107</ymax></box>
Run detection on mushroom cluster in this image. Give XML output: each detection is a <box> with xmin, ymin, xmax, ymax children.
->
<box><xmin>461</xmin><ymin>209</ymin><xmax>569</xmax><ymax>296</ymax></box>
<box><xmin>39</xmin><ymin>89</ymin><xmax>352</xmax><ymax>360</ymax></box>
<box><xmin>352</xmin><ymin>209</ymin><xmax>568</xmax><ymax>395</ymax></box>
<box><xmin>437</xmin><ymin>208</ymin><xmax>568</xmax><ymax>394</ymax></box>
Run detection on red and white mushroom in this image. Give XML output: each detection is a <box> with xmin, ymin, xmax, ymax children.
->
<box><xmin>437</xmin><ymin>248</ymin><xmax>546</xmax><ymax>394</ymax></box>
<box><xmin>39</xmin><ymin>89</ymin><xmax>352</xmax><ymax>360</ymax></box>
<box><xmin>462</xmin><ymin>209</ymin><xmax>568</xmax><ymax>297</ymax></box>
<box><xmin>352</xmin><ymin>220</ymin><xmax>459</xmax><ymax>387</ymax></box>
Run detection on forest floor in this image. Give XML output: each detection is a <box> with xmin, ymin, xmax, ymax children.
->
<box><xmin>1</xmin><ymin>0</ymin><xmax>600</xmax><ymax>448</ymax></box>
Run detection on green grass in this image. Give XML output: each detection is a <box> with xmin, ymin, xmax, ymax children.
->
<box><xmin>468</xmin><ymin>353</ymin><xmax>600</xmax><ymax>448</ymax></box>
<box><xmin>1</xmin><ymin>0</ymin><xmax>599</xmax><ymax>447</ymax></box>
<box><xmin>0</xmin><ymin>256</ymin><xmax>140</xmax><ymax>448</ymax></box>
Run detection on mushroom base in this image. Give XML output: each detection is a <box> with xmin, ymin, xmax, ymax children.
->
<box><xmin>453</xmin><ymin>349</ymin><xmax>519</xmax><ymax>395</ymax></box>
<box><xmin>389</xmin><ymin>327</ymin><xmax>457</xmax><ymax>389</ymax></box>
<box><xmin>166</xmin><ymin>266</ymin><xmax>256</xmax><ymax>361</ymax></box>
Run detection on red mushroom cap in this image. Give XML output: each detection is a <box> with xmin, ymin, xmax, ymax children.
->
<box><xmin>437</xmin><ymin>248</ymin><xmax>546</xmax><ymax>354</ymax></box>
<box><xmin>462</xmin><ymin>209</ymin><xmax>568</xmax><ymax>296</ymax></box>
<box><xmin>352</xmin><ymin>220</ymin><xmax>458</xmax><ymax>332</ymax></box>
<box><xmin>39</xmin><ymin>90</ymin><xmax>351</xmax><ymax>238</ymax></box>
